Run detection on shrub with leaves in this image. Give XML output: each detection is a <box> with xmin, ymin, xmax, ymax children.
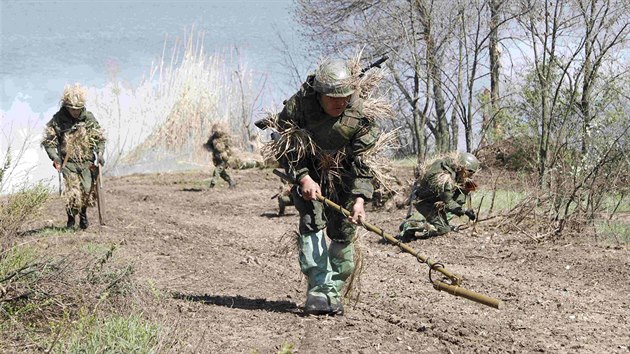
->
<box><xmin>0</xmin><ymin>182</ymin><xmax>50</xmax><ymax>248</ymax></box>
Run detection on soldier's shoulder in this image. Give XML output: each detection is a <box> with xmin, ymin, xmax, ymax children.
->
<box><xmin>83</xmin><ymin>111</ymin><xmax>97</xmax><ymax>121</ymax></box>
<box><xmin>48</xmin><ymin>109</ymin><xmax>65</xmax><ymax>126</ymax></box>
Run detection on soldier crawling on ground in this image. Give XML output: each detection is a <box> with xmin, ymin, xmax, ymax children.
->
<box><xmin>398</xmin><ymin>152</ymin><xmax>480</xmax><ymax>241</ymax></box>
<box><xmin>42</xmin><ymin>83</ymin><xmax>106</xmax><ymax>230</ymax></box>
<box><xmin>204</xmin><ymin>121</ymin><xmax>236</xmax><ymax>189</ymax></box>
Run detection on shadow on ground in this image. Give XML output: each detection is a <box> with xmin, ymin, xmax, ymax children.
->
<box><xmin>171</xmin><ymin>292</ymin><xmax>300</xmax><ymax>314</ymax></box>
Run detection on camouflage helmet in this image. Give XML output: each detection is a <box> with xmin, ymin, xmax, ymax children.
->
<box><xmin>458</xmin><ymin>152</ymin><xmax>480</xmax><ymax>173</ymax></box>
<box><xmin>313</xmin><ymin>59</ymin><xmax>355</xmax><ymax>97</ymax></box>
<box><xmin>61</xmin><ymin>83</ymin><xmax>87</xmax><ymax>109</ymax></box>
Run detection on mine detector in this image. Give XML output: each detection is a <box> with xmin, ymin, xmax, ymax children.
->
<box><xmin>272</xmin><ymin>169</ymin><xmax>501</xmax><ymax>309</ymax></box>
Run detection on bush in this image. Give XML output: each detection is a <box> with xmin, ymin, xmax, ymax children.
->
<box><xmin>0</xmin><ymin>182</ymin><xmax>50</xmax><ymax>248</ymax></box>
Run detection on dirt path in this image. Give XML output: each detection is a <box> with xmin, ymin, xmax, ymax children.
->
<box><xmin>33</xmin><ymin>168</ymin><xmax>630</xmax><ymax>353</ymax></box>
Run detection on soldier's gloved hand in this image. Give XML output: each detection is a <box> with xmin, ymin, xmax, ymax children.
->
<box><xmin>97</xmin><ymin>153</ymin><xmax>105</xmax><ymax>166</ymax></box>
<box><xmin>464</xmin><ymin>209</ymin><xmax>476</xmax><ymax>221</ymax></box>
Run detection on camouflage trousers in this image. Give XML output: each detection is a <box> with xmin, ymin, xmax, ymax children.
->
<box><xmin>290</xmin><ymin>185</ymin><xmax>357</xmax><ymax>243</ymax></box>
<box><xmin>210</xmin><ymin>163</ymin><xmax>233</xmax><ymax>186</ymax></box>
<box><xmin>62</xmin><ymin>161</ymin><xmax>96</xmax><ymax>212</ymax></box>
<box><xmin>292</xmin><ymin>186</ymin><xmax>357</xmax><ymax>304</ymax></box>
<box><xmin>399</xmin><ymin>203</ymin><xmax>455</xmax><ymax>239</ymax></box>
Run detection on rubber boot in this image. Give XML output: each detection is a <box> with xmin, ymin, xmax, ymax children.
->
<box><xmin>79</xmin><ymin>207</ymin><xmax>89</xmax><ymax>230</ymax></box>
<box><xmin>329</xmin><ymin>296</ymin><xmax>344</xmax><ymax>316</ymax></box>
<box><xmin>66</xmin><ymin>209</ymin><xmax>76</xmax><ymax>229</ymax></box>
<box><xmin>304</xmin><ymin>293</ymin><xmax>330</xmax><ymax>316</ymax></box>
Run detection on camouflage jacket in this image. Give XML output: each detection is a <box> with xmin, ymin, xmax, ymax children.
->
<box><xmin>277</xmin><ymin>75</ymin><xmax>380</xmax><ymax>200</ymax></box>
<box><xmin>207</xmin><ymin>132</ymin><xmax>232</xmax><ymax>166</ymax></box>
<box><xmin>42</xmin><ymin>108</ymin><xmax>106</xmax><ymax>165</ymax></box>
<box><xmin>413</xmin><ymin>158</ymin><xmax>467</xmax><ymax>216</ymax></box>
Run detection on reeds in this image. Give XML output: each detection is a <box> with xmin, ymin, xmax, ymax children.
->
<box><xmin>87</xmin><ymin>28</ymin><xmax>259</xmax><ymax>171</ymax></box>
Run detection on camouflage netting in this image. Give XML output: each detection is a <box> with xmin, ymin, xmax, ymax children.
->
<box><xmin>262</xmin><ymin>52</ymin><xmax>398</xmax><ymax>194</ymax></box>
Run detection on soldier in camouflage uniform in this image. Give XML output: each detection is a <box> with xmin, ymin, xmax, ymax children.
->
<box><xmin>276</xmin><ymin>59</ymin><xmax>380</xmax><ymax>316</ymax></box>
<box><xmin>398</xmin><ymin>152</ymin><xmax>480</xmax><ymax>241</ymax></box>
<box><xmin>42</xmin><ymin>83</ymin><xmax>106</xmax><ymax>230</ymax></box>
<box><xmin>204</xmin><ymin>122</ymin><xmax>236</xmax><ymax>189</ymax></box>
<box><xmin>276</xmin><ymin>181</ymin><xmax>294</xmax><ymax>216</ymax></box>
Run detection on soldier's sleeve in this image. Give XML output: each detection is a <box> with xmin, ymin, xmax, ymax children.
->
<box><xmin>277</xmin><ymin>95</ymin><xmax>310</xmax><ymax>181</ymax></box>
<box><xmin>41</xmin><ymin>118</ymin><xmax>60</xmax><ymax>163</ymax></box>
<box><xmin>85</xmin><ymin>112</ymin><xmax>106</xmax><ymax>154</ymax></box>
<box><xmin>348</xmin><ymin>120</ymin><xmax>380</xmax><ymax>200</ymax></box>
<box><xmin>438</xmin><ymin>182</ymin><xmax>465</xmax><ymax>216</ymax></box>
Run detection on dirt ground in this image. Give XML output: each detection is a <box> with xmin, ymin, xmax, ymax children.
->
<box><xmin>27</xmin><ymin>167</ymin><xmax>630</xmax><ymax>353</ymax></box>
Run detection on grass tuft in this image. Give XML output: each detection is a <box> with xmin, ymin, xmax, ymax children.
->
<box><xmin>57</xmin><ymin>313</ymin><xmax>160</xmax><ymax>354</ymax></box>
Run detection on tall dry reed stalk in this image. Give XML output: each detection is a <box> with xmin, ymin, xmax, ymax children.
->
<box><xmin>88</xmin><ymin>28</ymin><xmax>260</xmax><ymax>172</ymax></box>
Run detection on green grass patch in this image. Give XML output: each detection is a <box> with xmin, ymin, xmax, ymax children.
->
<box><xmin>392</xmin><ymin>156</ymin><xmax>418</xmax><ymax>168</ymax></box>
<box><xmin>29</xmin><ymin>226</ymin><xmax>75</xmax><ymax>237</ymax></box>
<box><xmin>602</xmin><ymin>193</ymin><xmax>630</xmax><ymax>214</ymax></box>
<box><xmin>595</xmin><ymin>220</ymin><xmax>630</xmax><ymax>244</ymax></box>
<box><xmin>0</xmin><ymin>245</ymin><xmax>37</xmax><ymax>279</ymax></box>
<box><xmin>55</xmin><ymin>313</ymin><xmax>160</xmax><ymax>354</ymax></box>
<box><xmin>472</xmin><ymin>188</ymin><xmax>527</xmax><ymax>213</ymax></box>
<box><xmin>83</xmin><ymin>242</ymin><xmax>116</xmax><ymax>255</ymax></box>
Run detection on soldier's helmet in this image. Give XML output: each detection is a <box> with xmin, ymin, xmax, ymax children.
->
<box><xmin>313</xmin><ymin>59</ymin><xmax>355</xmax><ymax>97</ymax></box>
<box><xmin>458</xmin><ymin>152</ymin><xmax>480</xmax><ymax>174</ymax></box>
<box><xmin>61</xmin><ymin>83</ymin><xmax>87</xmax><ymax>109</ymax></box>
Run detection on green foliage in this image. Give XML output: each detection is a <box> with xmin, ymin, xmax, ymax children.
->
<box><xmin>277</xmin><ymin>342</ymin><xmax>295</xmax><ymax>354</ymax></box>
<box><xmin>30</xmin><ymin>226</ymin><xmax>75</xmax><ymax>237</ymax></box>
<box><xmin>83</xmin><ymin>242</ymin><xmax>116</xmax><ymax>255</ymax></box>
<box><xmin>146</xmin><ymin>279</ymin><xmax>162</xmax><ymax>301</ymax></box>
<box><xmin>473</xmin><ymin>188</ymin><xmax>527</xmax><ymax>213</ymax></box>
<box><xmin>56</xmin><ymin>313</ymin><xmax>160</xmax><ymax>354</ymax></box>
<box><xmin>0</xmin><ymin>182</ymin><xmax>51</xmax><ymax>242</ymax></box>
<box><xmin>595</xmin><ymin>220</ymin><xmax>630</xmax><ymax>244</ymax></box>
<box><xmin>0</xmin><ymin>245</ymin><xmax>37</xmax><ymax>283</ymax></box>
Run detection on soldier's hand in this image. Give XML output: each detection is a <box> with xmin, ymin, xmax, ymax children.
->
<box><xmin>53</xmin><ymin>159</ymin><xmax>61</xmax><ymax>171</ymax></box>
<box><xmin>349</xmin><ymin>197</ymin><xmax>366</xmax><ymax>225</ymax></box>
<box><xmin>465</xmin><ymin>209</ymin><xmax>477</xmax><ymax>221</ymax></box>
<box><xmin>299</xmin><ymin>175</ymin><xmax>320</xmax><ymax>201</ymax></box>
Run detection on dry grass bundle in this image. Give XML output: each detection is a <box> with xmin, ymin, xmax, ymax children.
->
<box><xmin>261</xmin><ymin>115</ymin><xmax>318</xmax><ymax>168</ymax></box>
<box><xmin>61</xmin><ymin>83</ymin><xmax>87</xmax><ymax>109</ymax></box>
<box><xmin>343</xmin><ymin>232</ymin><xmax>365</xmax><ymax>306</ymax></box>
<box><xmin>363</xmin><ymin>129</ymin><xmax>401</xmax><ymax>197</ymax></box>
<box><xmin>62</xmin><ymin>121</ymin><xmax>106</xmax><ymax>163</ymax></box>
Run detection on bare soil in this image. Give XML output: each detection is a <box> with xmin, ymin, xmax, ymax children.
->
<box><xmin>25</xmin><ymin>167</ymin><xmax>630</xmax><ymax>353</ymax></box>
